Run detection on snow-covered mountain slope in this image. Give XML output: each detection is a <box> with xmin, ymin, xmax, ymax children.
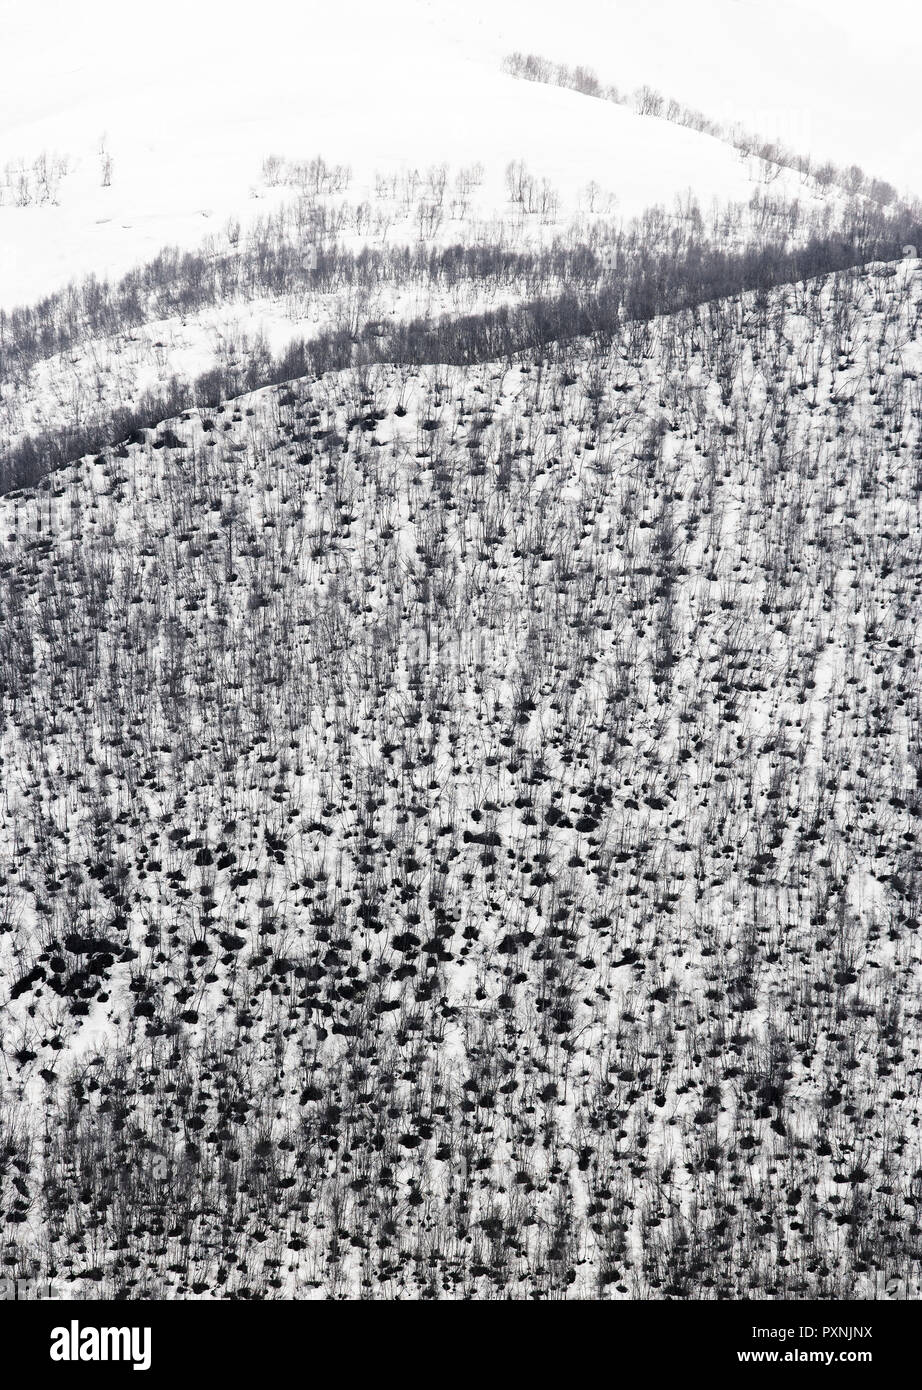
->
<box><xmin>3</xmin><ymin>0</ymin><xmax>921</xmax><ymax>1309</ymax></box>
<box><xmin>7</xmin><ymin>176</ymin><xmax>880</xmax><ymax>492</ymax></box>
<box><xmin>8</xmin><ymin>0</ymin><xmax>913</xmax><ymax>504</ymax></box>
<box><xmin>0</xmin><ymin>0</ymin><xmax>863</xmax><ymax>313</ymax></box>
<box><xmin>434</xmin><ymin>0</ymin><xmax>922</xmax><ymax>194</ymax></box>
<box><xmin>1</xmin><ymin>259</ymin><xmax>920</xmax><ymax>1298</ymax></box>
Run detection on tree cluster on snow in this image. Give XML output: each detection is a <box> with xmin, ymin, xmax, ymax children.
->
<box><xmin>1</xmin><ymin>254</ymin><xmax>921</xmax><ymax>1298</ymax></box>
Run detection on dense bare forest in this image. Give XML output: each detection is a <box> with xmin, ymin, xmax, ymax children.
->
<box><xmin>1</xmin><ymin>225</ymin><xmax>920</xmax><ymax>1296</ymax></box>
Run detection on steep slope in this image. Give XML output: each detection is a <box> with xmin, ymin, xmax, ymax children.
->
<box><xmin>1</xmin><ymin>258</ymin><xmax>920</xmax><ymax>1299</ymax></box>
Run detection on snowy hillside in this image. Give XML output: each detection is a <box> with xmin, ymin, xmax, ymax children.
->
<box><xmin>0</xmin><ymin>0</ymin><xmax>882</xmax><ymax>313</ymax></box>
<box><xmin>1</xmin><ymin>258</ymin><xmax>920</xmax><ymax>1298</ymax></box>
<box><xmin>446</xmin><ymin>0</ymin><xmax>922</xmax><ymax>194</ymax></box>
<box><xmin>6</xmin><ymin>0</ymin><xmax>916</xmax><ymax>507</ymax></box>
<box><xmin>2</xmin><ymin>0</ymin><xmax>921</xmax><ymax>1311</ymax></box>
